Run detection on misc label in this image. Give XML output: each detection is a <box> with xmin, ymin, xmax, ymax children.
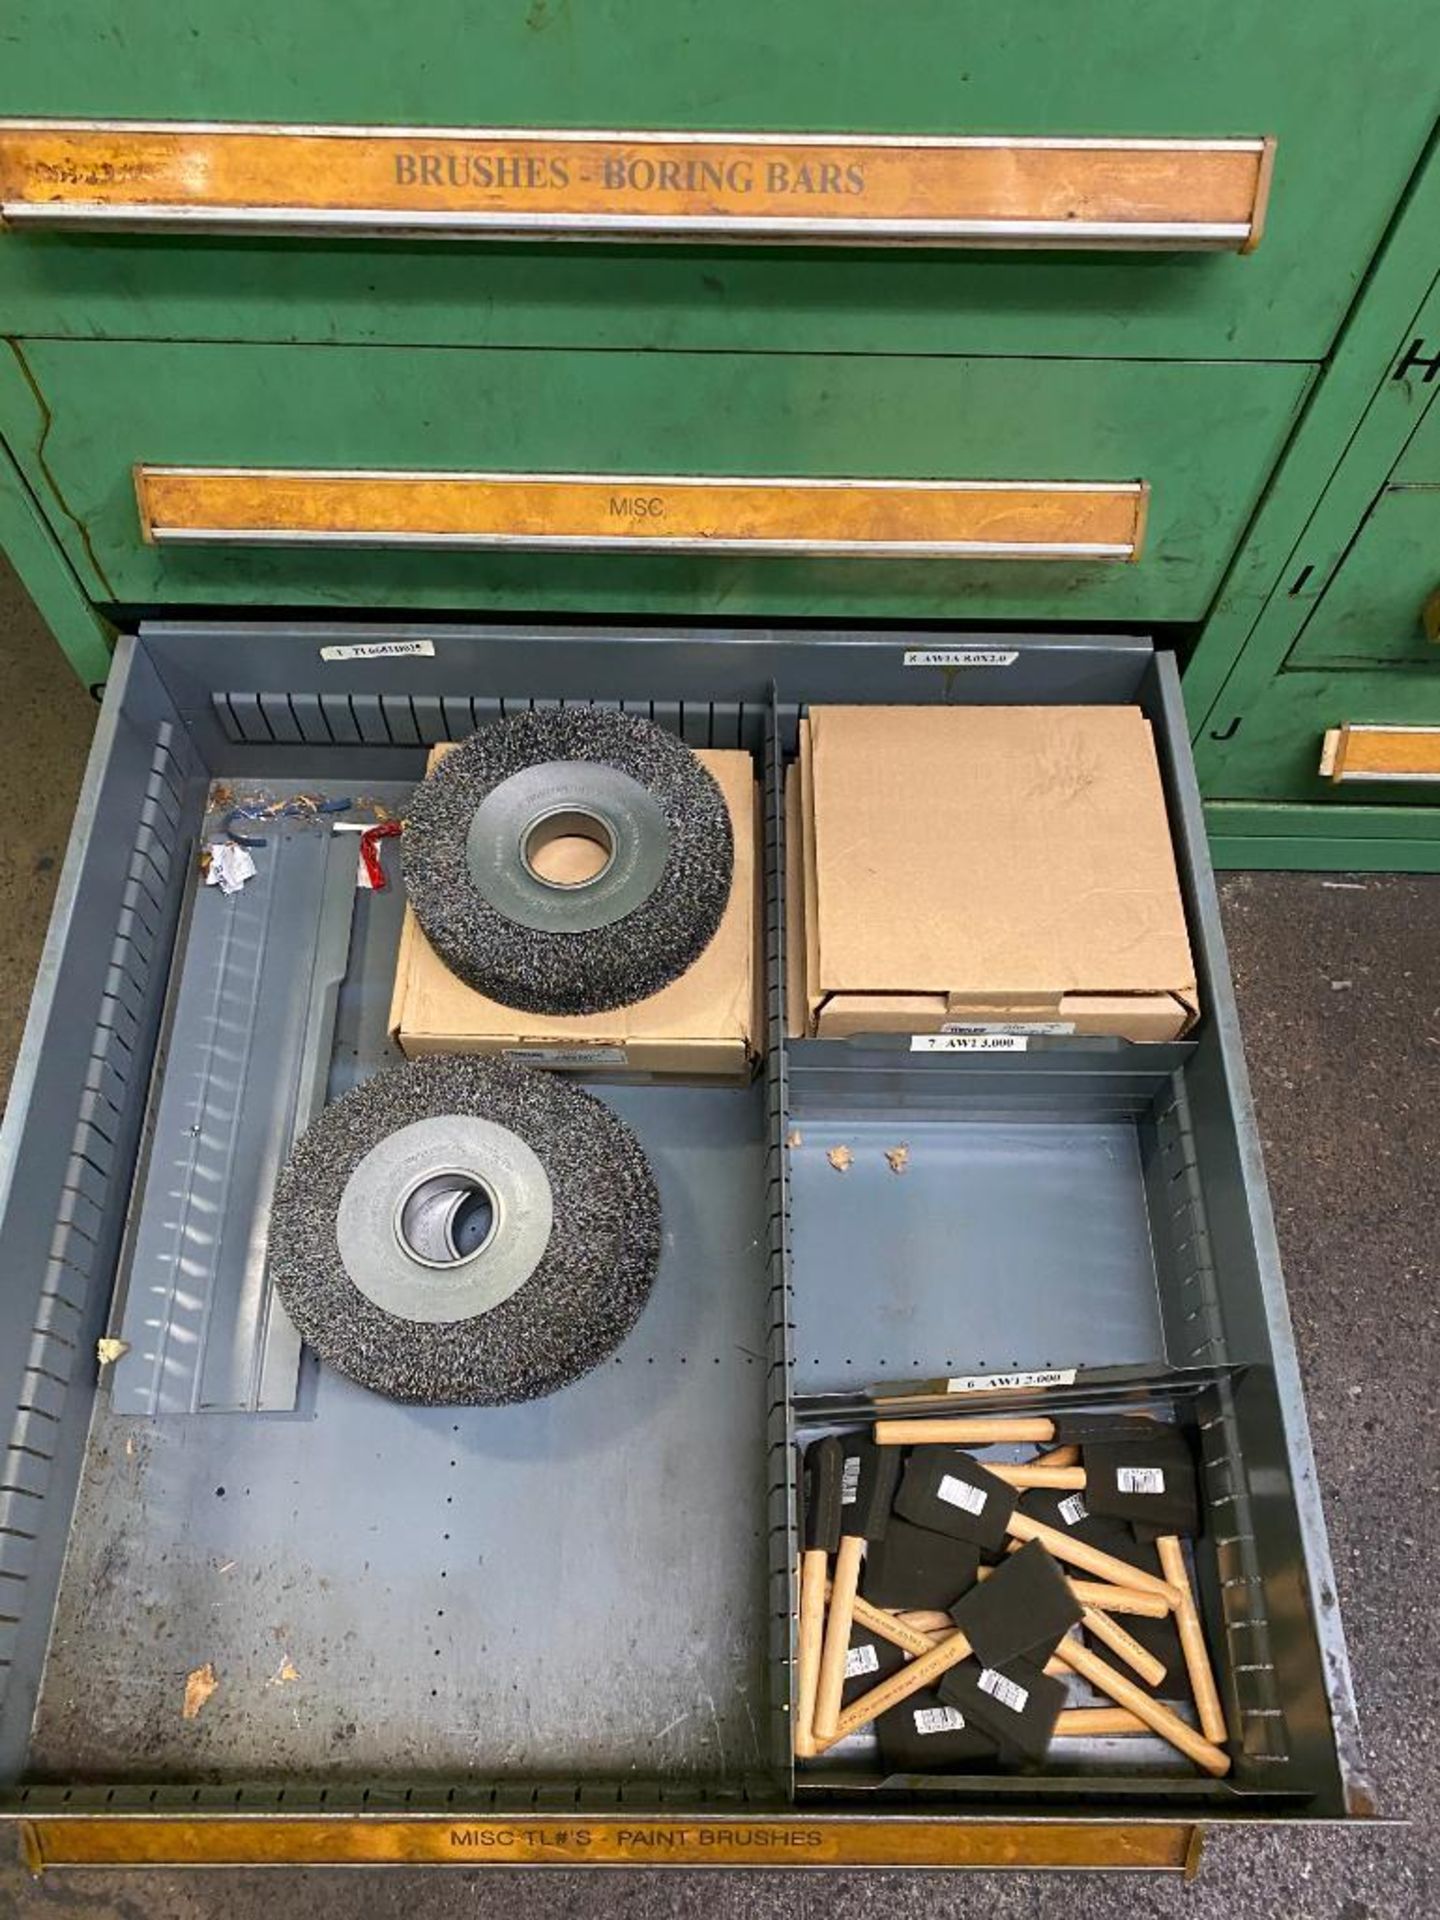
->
<box><xmin>1116</xmin><ymin>1465</ymin><xmax>1167</xmax><ymax>1496</ymax></box>
<box><xmin>911</xmin><ymin>1034</ymin><xmax>1028</xmax><ymax>1054</ymax></box>
<box><xmin>1057</xmin><ymin>1494</ymin><xmax>1089</xmax><ymax>1527</ymax></box>
<box><xmin>946</xmin><ymin>1368</ymin><xmax>1078</xmax><ymax>1395</ymax></box>
<box><xmin>978</xmin><ymin>1668</ymin><xmax>1029</xmax><ymax>1715</ymax></box>
<box><xmin>903</xmin><ymin>648</ymin><xmax>1019</xmax><ymax>669</ymax></box>
<box><xmin>937</xmin><ymin>1473</ymin><xmax>987</xmax><ymax>1516</ymax></box>
<box><xmin>914</xmin><ymin>1705</ymin><xmax>968</xmax><ymax>1736</ymax></box>
<box><xmin>319</xmin><ymin>638</ymin><xmax>436</xmax><ymax>661</ymax></box>
<box><xmin>840</xmin><ymin>1454</ymin><xmax>862</xmax><ymax>1505</ymax></box>
<box><xmin>940</xmin><ymin>1020</ymin><xmax>1076</xmax><ymax>1037</ymax></box>
<box><xmin>506</xmin><ymin>1046</ymin><xmax>628</xmax><ymax>1068</ymax></box>
<box><xmin>844</xmin><ymin>1643</ymin><xmax>881</xmax><ymax>1680</ymax></box>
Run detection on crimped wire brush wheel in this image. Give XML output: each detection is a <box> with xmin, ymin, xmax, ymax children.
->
<box><xmin>270</xmin><ymin>1055</ymin><xmax>661</xmax><ymax>1405</ymax></box>
<box><xmin>401</xmin><ymin>709</ymin><xmax>734</xmax><ymax>1015</ymax></box>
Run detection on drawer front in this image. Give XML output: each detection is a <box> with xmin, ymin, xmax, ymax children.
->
<box><xmin>0</xmin><ymin>341</ymin><xmax>1309</xmax><ymax>622</ymax></box>
<box><xmin>1197</xmin><ymin>666</ymin><xmax>1440</xmax><ymax>802</ymax></box>
<box><xmin>0</xmin><ymin>2</ymin><xmax>1432</xmax><ymax>361</ymax></box>
<box><xmin>1287</xmin><ymin>406</ymin><xmax>1440</xmax><ymax>670</ymax></box>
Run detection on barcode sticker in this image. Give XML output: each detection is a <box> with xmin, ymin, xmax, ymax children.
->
<box><xmin>319</xmin><ymin>638</ymin><xmax>436</xmax><ymax>662</ymax></box>
<box><xmin>937</xmin><ymin>1473</ymin><xmax>987</xmax><ymax>1516</ymax></box>
<box><xmin>941</xmin><ymin>1021</ymin><xmax>1076</xmax><ymax>1036</ymax></box>
<box><xmin>844</xmin><ymin>1643</ymin><xmax>880</xmax><ymax>1680</ymax></box>
<box><xmin>903</xmin><ymin>648</ymin><xmax>1018</xmax><ymax>669</ymax></box>
<box><xmin>978</xmin><ymin>1668</ymin><xmax>1029</xmax><ymax>1715</ymax></box>
<box><xmin>1057</xmin><ymin>1494</ymin><xmax>1089</xmax><ymax>1527</ymax></box>
<box><xmin>911</xmin><ymin>1033</ymin><xmax>1028</xmax><ymax>1054</ymax></box>
<box><xmin>840</xmin><ymin>1455</ymin><xmax>862</xmax><ymax>1505</ymax></box>
<box><xmin>506</xmin><ymin>1046</ymin><xmax>628</xmax><ymax>1068</ymax></box>
<box><xmin>1117</xmin><ymin>1466</ymin><xmax>1166</xmax><ymax>1495</ymax></box>
<box><xmin>914</xmin><ymin>1705</ymin><xmax>968</xmax><ymax>1735</ymax></box>
<box><xmin>946</xmin><ymin>1368</ymin><xmax>1077</xmax><ymax>1395</ymax></box>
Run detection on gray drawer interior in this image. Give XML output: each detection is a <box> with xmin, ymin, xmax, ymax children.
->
<box><xmin>0</xmin><ymin>622</ymin><xmax>1361</xmax><ymax>1823</ymax></box>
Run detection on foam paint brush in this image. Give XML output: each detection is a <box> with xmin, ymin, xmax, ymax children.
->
<box><xmin>1082</xmin><ymin>1427</ymin><xmax>1200</xmax><ymax>1537</ymax></box>
<box><xmin>874</xmin><ymin>1413</ymin><xmax>1167</xmax><ymax>1448</ymax></box>
<box><xmin>1053</xmin><ymin>1636</ymin><xmax>1231</xmax><ymax>1777</ymax></box>
<box><xmin>937</xmin><ymin>1654</ymin><xmax>1069</xmax><ymax>1764</ymax></box>
<box><xmin>894</xmin><ymin>1447</ymin><xmax>1182</xmax><ymax>1604</ymax></box>
<box><xmin>813</xmin><ymin>1438</ymin><xmax>901</xmax><ymax>1742</ymax></box>
<box><xmin>795</xmin><ymin>1437</ymin><xmax>843</xmax><ymax>1757</ymax></box>
<box><xmin>818</xmin><ymin>1538</ymin><xmax>1081</xmax><ymax>1748</ymax></box>
<box><xmin>862</xmin><ymin>1516</ymin><xmax>980</xmax><ymax>1611</ymax></box>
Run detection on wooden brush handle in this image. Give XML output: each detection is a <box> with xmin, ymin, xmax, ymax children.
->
<box><xmin>1035</xmin><ymin>1443</ymin><xmax>1080</xmax><ymax>1468</ymax></box>
<box><xmin>989</xmin><ymin>1464</ymin><xmax>1086</xmax><ymax>1490</ymax></box>
<box><xmin>1055</xmin><ymin>1707</ymin><xmax>1148</xmax><ymax>1736</ymax></box>
<box><xmin>851</xmin><ymin>1593</ymin><xmax>934</xmax><ymax>1658</ymax></box>
<box><xmin>794</xmin><ymin>1549</ymin><xmax>828</xmax><ymax>1757</ymax></box>
<box><xmin>1054</xmin><ymin>1638</ymin><xmax>1230</xmax><ymax>1776</ymax></box>
<box><xmin>1081</xmin><ymin>1605</ymin><xmax>1166</xmax><ymax>1688</ymax></box>
<box><xmin>997</xmin><ymin>1544</ymin><xmax>1171</xmax><ymax>1618</ymax></box>
<box><xmin>1157</xmin><ymin>1535</ymin><xmax>1227</xmax><ymax>1744</ymax></box>
<box><xmin>874</xmin><ymin>1416</ymin><xmax>1055</xmax><ymax>1446</ymax></box>
<box><xmin>822</xmin><ymin>1626</ymin><xmax>976</xmax><ymax>1748</ymax></box>
<box><xmin>1007</xmin><ymin>1511</ymin><xmax>1183</xmax><ymax>1605</ymax></box>
<box><xmin>813</xmin><ymin>1535</ymin><xmax>865</xmax><ymax>1741</ymax></box>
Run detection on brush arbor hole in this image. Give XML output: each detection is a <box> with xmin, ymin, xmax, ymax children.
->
<box><xmin>395</xmin><ymin>1170</ymin><xmax>499</xmax><ymax>1270</ymax></box>
<box><xmin>521</xmin><ymin>806</ymin><xmax>616</xmax><ymax>889</ymax></box>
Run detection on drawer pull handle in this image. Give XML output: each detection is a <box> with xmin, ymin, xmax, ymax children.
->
<box><xmin>134</xmin><ymin>468</ymin><xmax>1149</xmax><ymax>562</ymax></box>
<box><xmin>1319</xmin><ymin>723</ymin><xmax>1440</xmax><ymax>784</ymax></box>
<box><xmin>0</xmin><ymin>121</ymin><xmax>1274</xmax><ymax>251</ymax></box>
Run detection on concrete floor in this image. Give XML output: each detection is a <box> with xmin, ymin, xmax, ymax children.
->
<box><xmin>0</xmin><ymin>554</ymin><xmax>1435</xmax><ymax>1918</ymax></box>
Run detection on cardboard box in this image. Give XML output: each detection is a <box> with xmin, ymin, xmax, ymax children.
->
<box><xmin>390</xmin><ymin>745</ymin><xmax>761</xmax><ymax>1078</ymax></box>
<box><xmin>793</xmin><ymin>706</ymin><xmax>1197</xmax><ymax>1042</ymax></box>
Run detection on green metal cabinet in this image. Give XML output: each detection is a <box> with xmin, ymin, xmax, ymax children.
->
<box><xmin>1187</xmin><ymin>136</ymin><xmax>1440</xmax><ymax>870</ymax></box>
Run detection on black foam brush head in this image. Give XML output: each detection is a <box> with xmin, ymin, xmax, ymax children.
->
<box><xmin>894</xmin><ymin>1447</ymin><xmax>1016</xmax><ymax>1552</ymax></box>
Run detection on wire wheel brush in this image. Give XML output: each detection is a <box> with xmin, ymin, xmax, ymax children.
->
<box><xmin>269</xmin><ymin>1055</ymin><xmax>662</xmax><ymax>1405</ymax></box>
<box><xmin>401</xmin><ymin>709</ymin><xmax>734</xmax><ymax>1015</ymax></box>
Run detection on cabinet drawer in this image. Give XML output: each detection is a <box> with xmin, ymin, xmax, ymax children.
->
<box><xmin>0</xmin><ymin>341</ymin><xmax>1309</xmax><ymax>623</ymax></box>
<box><xmin>0</xmin><ymin>1</ymin><xmax>1432</xmax><ymax>360</ymax></box>
<box><xmin>0</xmin><ymin>624</ymin><xmax>1362</xmax><ymax>1862</ymax></box>
<box><xmin>1199</xmin><ymin>666</ymin><xmax>1440</xmax><ymax>802</ymax></box>
<box><xmin>1287</xmin><ymin>406</ymin><xmax>1440</xmax><ymax>671</ymax></box>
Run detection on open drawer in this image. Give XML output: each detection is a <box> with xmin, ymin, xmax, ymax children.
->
<box><xmin>0</xmin><ymin>623</ymin><xmax>1362</xmax><ymax>1872</ymax></box>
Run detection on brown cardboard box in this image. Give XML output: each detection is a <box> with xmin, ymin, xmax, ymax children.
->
<box><xmin>390</xmin><ymin>745</ymin><xmax>761</xmax><ymax>1077</ymax></box>
<box><xmin>793</xmin><ymin>706</ymin><xmax>1197</xmax><ymax>1042</ymax></box>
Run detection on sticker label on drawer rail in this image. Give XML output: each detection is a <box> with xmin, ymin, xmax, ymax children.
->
<box><xmin>946</xmin><ymin>1368</ymin><xmax>1077</xmax><ymax>1394</ymax></box>
<box><xmin>903</xmin><ymin>648</ymin><xmax>1018</xmax><ymax>669</ymax></box>
<box><xmin>911</xmin><ymin>1034</ymin><xmax>1027</xmax><ymax>1053</ymax></box>
<box><xmin>319</xmin><ymin>639</ymin><xmax>436</xmax><ymax>661</ymax></box>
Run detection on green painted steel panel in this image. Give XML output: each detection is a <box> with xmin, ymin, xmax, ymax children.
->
<box><xmin>1200</xmin><ymin>666</ymin><xmax>1440</xmax><ymax>803</ymax></box>
<box><xmin>1283</xmin><ymin>485</ymin><xmax>1440</xmax><ymax>670</ymax></box>
<box><xmin>0</xmin><ymin>1</ymin><xmax>1434</xmax><ymax>362</ymax></box>
<box><xmin>0</xmin><ymin>340</ymin><xmax>1310</xmax><ymax>623</ymax></box>
<box><xmin>1205</xmin><ymin>801</ymin><xmax>1440</xmax><ymax>871</ymax></box>
<box><xmin>0</xmin><ymin>430</ymin><xmax>112</xmax><ymax>684</ymax></box>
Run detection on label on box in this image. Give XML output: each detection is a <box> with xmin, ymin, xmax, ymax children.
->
<box><xmin>945</xmin><ymin>1368</ymin><xmax>1077</xmax><ymax>1395</ymax></box>
<box><xmin>1116</xmin><ymin>1465</ymin><xmax>1166</xmax><ymax>1495</ymax></box>
<box><xmin>937</xmin><ymin>1474</ymin><xmax>987</xmax><ymax>1516</ymax></box>
<box><xmin>844</xmin><ymin>1643</ymin><xmax>881</xmax><ymax>1680</ymax></box>
<box><xmin>505</xmin><ymin>1046</ymin><xmax>628</xmax><ymax>1068</ymax></box>
<box><xmin>840</xmin><ymin>1455</ymin><xmax>862</xmax><ymax>1505</ymax></box>
<box><xmin>910</xmin><ymin>1034</ymin><xmax>1028</xmax><ymax>1054</ymax></box>
<box><xmin>978</xmin><ymin>1668</ymin><xmax>1029</xmax><ymax>1715</ymax></box>
<box><xmin>1057</xmin><ymin>1494</ymin><xmax>1089</xmax><ymax>1527</ymax></box>
<box><xmin>940</xmin><ymin>1021</ymin><xmax>1076</xmax><ymax>1037</ymax></box>
<box><xmin>319</xmin><ymin>639</ymin><xmax>436</xmax><ymax>661</ymax></box>
<box><xmin>914</xmin><ymin>1705</ymin><xmax>968</xmax><ymax>1736</ymax></box>
<box><xmin>903</xmin><ymin>648</ymin><xmax>1018</xmax><ymax>669</ymax></box>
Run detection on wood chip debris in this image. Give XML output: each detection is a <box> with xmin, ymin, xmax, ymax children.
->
<box><xmin>182</xmin><ymin>1662</ymin><xmax>218</xmax><ymax>1719</ymax></box>
<box><xmin>96</xmin><ymin>1337</ymin><xmax>130</xmax><ymax>1367</ymax></box>
<box><xmin>267</xmin><ymin>1657</ymin><xmax>300</xmax><ymax>1687</ymax></box>
<box><xmin>786</xmin><ymin>1129</ymin><xmax>804</xmax><ymax>1150</ymax></box>
<box><xmin>885</xmin><ymin>1144</ymin><xmax>910</xmax><ymax>1175</ymax></box>
<box><xmin>826</xmin><ymin>1145</ymin><xmax>853</xmax><ymax>1173</ymax></box>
